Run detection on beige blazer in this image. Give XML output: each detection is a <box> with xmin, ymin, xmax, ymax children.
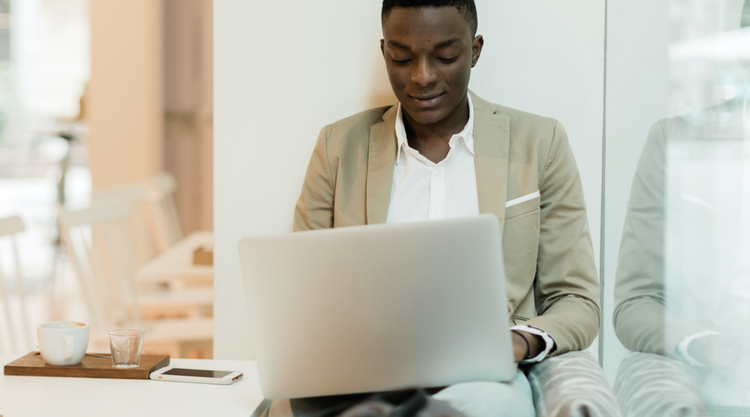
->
<box><xmin>294</xmin><ymin>91</ymin><xmax>600</xmax><ymax>356</ymax></box>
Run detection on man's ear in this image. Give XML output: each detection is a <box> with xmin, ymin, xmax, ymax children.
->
<box><xmin>380</xmin><ymin>39</ymin><xmax>385</xmax><ymax>57</ymax></box>
<box><xmin>471</xmin><ymin>35</ymin><xmax>484</xmax><ymax>68</ymax></box>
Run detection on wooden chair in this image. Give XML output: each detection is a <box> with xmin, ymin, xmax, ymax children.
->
<box><xmin>58</xmin><ymin>201</ymin><xmax>213</xmax><ymax>358</ymax></box>
<box><xmin>0</xmin><ymin>215</ymin><xmax>33</xmax><ymax>355</ymax></box>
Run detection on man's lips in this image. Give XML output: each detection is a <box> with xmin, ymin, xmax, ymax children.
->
<box><xmin>409</xmin><ymin>93</ymin><xmax>445</xmax><ymax>108</ymax></box>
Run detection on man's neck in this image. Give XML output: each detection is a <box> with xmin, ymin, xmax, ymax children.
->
<box><xmin>402</xmin><ymin>94</ymin><xmax>471</xmax><ymax>164</ymax></box>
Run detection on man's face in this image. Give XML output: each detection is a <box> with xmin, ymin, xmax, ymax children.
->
<box><xmin>381</xmin><ymin>7</ymin><xmax>483</xmax><ymax>128</ymax></box>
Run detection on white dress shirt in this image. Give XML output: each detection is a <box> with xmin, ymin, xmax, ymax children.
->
<box><xmin>386</xmin><ymin>94</ymin><xmax>554</xmax><ymax>363</ymax></box>
<box><xmin>386</xmin><ymin>96</ymin><xmax>480</xmax><ymax>223</ymax></box>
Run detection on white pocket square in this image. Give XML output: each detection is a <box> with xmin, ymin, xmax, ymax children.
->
<box><xmin>506</xmin><ymin>190</ymin><xmax>540</xmax><ymax>208</ymax></box>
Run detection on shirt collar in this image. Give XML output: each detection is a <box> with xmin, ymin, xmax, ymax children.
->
<box><xmin>395</xmin><ymin>93</ymin><xmax>475</xmax><ymax>164</ymax></box>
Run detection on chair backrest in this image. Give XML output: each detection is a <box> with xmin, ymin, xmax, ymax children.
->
<box><xmin>142</xmin><ymin>172</ymin><xmax>184</xmax><ymax>253</ymax></box>
<box><xmin>58</xmin><ymin>202</ymin><xmax>147</xmax><ymax>335</ymax></box>
<box><xmin>0</xmin><ymin>215</ymin><xmax>33</xmax><ymax>355</ymax></box>
<box><xmin>92</xmin><ymin>172</ymin><xmax>183</xmax><ymax>255</ymax></box>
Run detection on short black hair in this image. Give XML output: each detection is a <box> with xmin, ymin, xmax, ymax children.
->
<box><xmin>382</xmin><ymin>0</ymin><xmax>478</xmax><ymax>37</ymax></box>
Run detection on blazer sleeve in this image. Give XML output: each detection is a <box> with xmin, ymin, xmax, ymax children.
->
<box><xmin>294</xmin><ymin>126</ymin><xmax>335</xmax><ymax>231</ymax></box>
<box><xmin>613</xmin><ymin>120</ymin><xmax>709</xmax><ymax>356</ymax></box>
<box><xmin>523</xmin><ymin>121</ymin><xmax>601</xmax><ymax>356</ymax></box>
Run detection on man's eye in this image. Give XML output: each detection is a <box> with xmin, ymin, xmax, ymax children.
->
<box><xmin>438</xmin><ymin>56</ymin><xmax>459</xmax><ymax>63</ymax></box>
<box><xmin>392</xmin><ymin>58</ymin><xmax>412</xmax><ymax>64</ymax></box>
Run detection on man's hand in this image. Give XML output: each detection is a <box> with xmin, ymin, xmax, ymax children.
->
<box><xmin>512</xmin><ymin>330</ymin><xmax>545</xmax><ymax>363</ymax></box>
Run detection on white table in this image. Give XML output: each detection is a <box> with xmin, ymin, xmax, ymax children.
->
<box><xmin>137</xmin><ymin>231</ymin><xmax>214</xmax><ymax>288</ymax></box>
<box><xmin>0</xmin><ymin>355</ymin><xmax>266</xmax><ymax>417</ymax></box>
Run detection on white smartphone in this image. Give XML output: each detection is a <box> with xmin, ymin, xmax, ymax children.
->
<box><xmin>149</xmin><ymin>366</ymin><xmax>243</xmax><ymax>385</ymax></box>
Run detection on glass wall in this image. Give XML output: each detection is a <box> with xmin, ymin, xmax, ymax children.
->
<box><xmin>603</xmin><ymin>0</ymin><xmax>750</xmax><ymax>414</ymax></box>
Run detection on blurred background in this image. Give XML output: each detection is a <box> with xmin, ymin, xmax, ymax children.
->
<box><xmin>0</xmin><ymin>0</ymin><xmax>214</xmax><ymax>358</ymax></box>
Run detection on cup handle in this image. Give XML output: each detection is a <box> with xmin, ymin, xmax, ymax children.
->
<box><xmin>64</xmin><ymin>335</ymin><xmax>74</xmax><ymax>361</ymax></box>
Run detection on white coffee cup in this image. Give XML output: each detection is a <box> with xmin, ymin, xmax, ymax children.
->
<box><xmin>37</xmin><ymin>322</ymin><xmax>90</xmax><ymax>366</ymax></box>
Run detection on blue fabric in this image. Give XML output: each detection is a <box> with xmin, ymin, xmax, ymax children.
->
<box><xmin>432</xmin><ymin>370</ymin><xmax>535</xmax><ymax>417</ymax></box>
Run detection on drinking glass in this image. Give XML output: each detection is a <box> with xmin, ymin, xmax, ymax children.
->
<box><xmin>109</xmin><ymin>329</ymin><xmax>145</xmax><ymax>368</ymax></box>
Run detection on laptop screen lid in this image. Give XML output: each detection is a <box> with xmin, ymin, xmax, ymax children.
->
<box><xmin>238</xmin><ymin>214</ymin><xmax>516</xmax><ymax>399</ymax></box>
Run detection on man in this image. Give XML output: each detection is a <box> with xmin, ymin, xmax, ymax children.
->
<box><xmin>294</xmin><ymin>1</ymin><xmax>600</xmax><ymax>415</ymax></box>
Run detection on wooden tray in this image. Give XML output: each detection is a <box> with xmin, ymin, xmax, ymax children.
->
<box><xmin>3</xmin><ymin>352</ymin><xmax>170</xmax><ymax>380</ymax></box>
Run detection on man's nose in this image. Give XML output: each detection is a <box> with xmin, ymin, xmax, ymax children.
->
<box><xmin>411</xmin><ymin>58</ymin><xmax>438</xmax><ymax>87</ymax></box>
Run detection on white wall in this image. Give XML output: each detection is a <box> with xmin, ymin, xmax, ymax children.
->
<box><xmin>215</xmin><ymin>0</ymin><xmax>605</xmax><ymax>360</ymax></box>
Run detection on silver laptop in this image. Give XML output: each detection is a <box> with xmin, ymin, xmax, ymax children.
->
<box><xmin>238</xmin><ymin>214</ymin><xmax>516</xmax><ymax>400</ymax></box>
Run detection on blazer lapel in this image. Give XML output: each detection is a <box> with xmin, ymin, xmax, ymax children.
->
<box><xmin>472</xmin><ymin>93</ymin><xmax>510</xmax><ymax>231</ymax></box>
<box><xmin>366</xmin><ymin>106</ymin><xmax>398</xmax><ymax>224</ymax></box>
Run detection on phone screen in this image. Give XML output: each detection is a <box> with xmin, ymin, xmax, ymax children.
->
<box><xmin>163</xmin><ymin>368</ymin><xmax>233</xmax><ymax>378</ymax></box>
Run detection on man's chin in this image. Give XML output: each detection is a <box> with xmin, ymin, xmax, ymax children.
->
<box><xmin>402</xmin><ymin>107</ymin><xmax>448</xmax><ymax>127</ymax></box>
